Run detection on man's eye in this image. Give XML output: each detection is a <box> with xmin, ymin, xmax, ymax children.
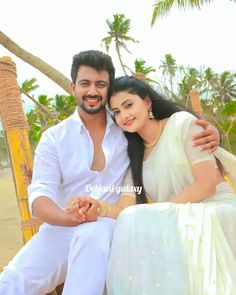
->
<box><xmin>97</xmin><ymin>83</ymin><xmax>106</xmax><ymax>88</ymax></box>
<box><xmin>80</xmin><ymin>82</ymin><xmax>89</xmax><ymax>87</ymax></box>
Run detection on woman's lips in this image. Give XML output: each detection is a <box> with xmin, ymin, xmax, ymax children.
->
<box><xmin>124</xmin><ymin>119</ymin><xmax>135</xmax><ymax>126</ymax></box>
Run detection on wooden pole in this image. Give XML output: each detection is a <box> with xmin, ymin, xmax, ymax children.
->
<box><xmin>189</xmin><ymin>88</ymin><xmax>203</xmax><ymax>116</ymax></box>
<box><xmin>0</xmin><ymin>57</ymin><xmax>36</xmax><ymax>243</ymax></box>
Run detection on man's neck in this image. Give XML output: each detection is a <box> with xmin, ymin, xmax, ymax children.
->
<box><xmin>77</xmin><ymin>107</ymin><xmax>107</xmax><ymax>130</ymax></box>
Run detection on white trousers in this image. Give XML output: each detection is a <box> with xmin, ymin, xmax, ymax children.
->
<box><xmin>0</xmin><ymin>217</ymin><xmax>116</xmax><ymax>295</ymax></box>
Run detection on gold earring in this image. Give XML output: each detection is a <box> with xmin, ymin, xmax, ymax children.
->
<box><xmin>148</xmin><ymin>107</ymin><xmax>154</xmax><ymax>119</ymax></box>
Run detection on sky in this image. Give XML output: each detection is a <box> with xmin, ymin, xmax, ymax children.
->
<box><xmin>1</xmin><ymin>0</ymin><xmax>236</xmax><ymax>100</ymax></box>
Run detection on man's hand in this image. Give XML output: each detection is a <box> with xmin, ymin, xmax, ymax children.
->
<box><xmin>193</xmin><ymin>119</ymin><xmax>220</xmax><ymax>153</ymax></box>
<box><xmin>65</xmin><ymin>198</ymin><xmax>86</xmax><ymax>224</ymax></box>
<box><xmin>79</xmin><ymin>197</ymin><xmax>101</xmax><ymax>222</ymax></box>
<box><xmin>66</xmin><ymin>196</ymin><xmax>101</xmax><ymax>224</ymax></box>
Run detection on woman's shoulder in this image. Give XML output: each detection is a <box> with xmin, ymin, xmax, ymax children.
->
<box><xmin>169</xmin><ymin>111</ymin><xmax>197</xmax><ymax>127</ymax></box>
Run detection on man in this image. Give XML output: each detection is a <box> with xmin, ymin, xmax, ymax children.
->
<box><xmin>0</xmin><ymin>50</ymin><xmax>220</xmax><ymax>295</ymax></box>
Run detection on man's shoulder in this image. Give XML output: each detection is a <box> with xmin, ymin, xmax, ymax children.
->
<box><xmin>45</xmin><ymin>114</ymin><xmax>74</xmax><ymax>134</ymax></box>
<box><xmin>40</xmin><ymin>114</ymin><xmax>75</xmax><ymax>144</ymax></box>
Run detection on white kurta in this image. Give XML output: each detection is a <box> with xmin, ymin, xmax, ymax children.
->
<box><xmin>106</xmin><ymin>111</ymin><xmax>236</xmax><ymax>295</ymax></box>
<box><xmin>0</xmin><ymin>109</ymin><xmax>129</xmax><ymax>295</ymax></box>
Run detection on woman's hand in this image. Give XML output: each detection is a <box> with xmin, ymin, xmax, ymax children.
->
<box><xmin>65</xmin><ymin>196</ymin><xmax>91</xmax><ymax>225</ymax></box>
<box><xmin>65</xmin><ymin>195</ymin><xmax>101</xmax><ymax>223</ymax></box>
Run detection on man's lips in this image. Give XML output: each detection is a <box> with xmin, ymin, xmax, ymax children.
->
<box><xmin>84</xmin><ymin>96</ymin><xmax>101</xmax><ymax>106</ymax></box>
<box><xmin>124</xmin><ymin>118</ymin><xmax>135</xmax><ymax>126</ymax></box>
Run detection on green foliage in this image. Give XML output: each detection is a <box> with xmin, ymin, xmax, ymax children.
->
<box><xmin>101</xmin><ymin>14</ymin><xmax>138</xmax><ymax>75</ymax></box>
<box><xmin>157</xmin><ymin>54</ymin><xmax>236</xmax><ymax>153</ymax></box>
<box><xmin>102</xmin><ymin>14</ymin><xmax>138</xmax><ymax>53</ymax></box>
<box><xmin>134</xmin><ymin>59</ymin><xmax>156</xmax><ymax>76</ymax></box>
<box><xmin>21</xmin><ymin>78</ymin><xmax>39</xmax><ymax>93</ymax></box>
<box><xmin>0</xmin><ymin>130</ymin><xmax>10</xmax><ymax>168</ymax></box>
<box><xmin>214</xmin><ymin>102</ymin><xmax>236</xmax><ymax>153</ymax></box>
<box><xmin>19</xmin><ymin>82</ymin><xmax>77</xmax><ymax>151</ymax></box>
<box><xmin>151</xmin><ymin>0</ymin><xmax>215</xmax><ymax>26</ymax></box>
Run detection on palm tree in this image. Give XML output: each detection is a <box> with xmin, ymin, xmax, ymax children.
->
<box><xmin>0</xmin><ymin>31</ymin><xmax>71</xmax><ymax>94</ymax></box>
<box><xmin>159</xmin><ymin>54</ymin><xmax>178</xmax><ymax>96</ymax></box>
<box><xmin>201</xmin><ymin>67</ymin><xmax>217</xmax><ymax>100</ymax></box>
<box><xmin>53</xmin><ymin>94</ymin><xmax>76</xmax><ymax>120</ymax></box>
<box><xmin>211</xmin><ymin>71</ymin><xmax>236</xmax><ymax>104</ymax></box>
<box><xmin>101</xmin><ymin>14</ymin><xmax>138</xmax><ymax>75</ymax></box>
<box><xmin>134</xmin><ymin>59</ymin><xmax>156</xmax><ymax>76</ymax></box>
<box><xmin>21</xmin><ymin>78</ymin><xmax>39</xmax><ymax>93</ymax></box>
<box><xmin>178</xmin><ymin>67</ymin><xmax>202</xmax><ymax>104</ymax></box>
<box><xmin>124</xmin><ymin>58</ymin><xmax>157</xmax><ymax>83</ymax></box>
<box><xmin>151</xmin><ymin>0</ymin><xmax>236</xmax><ymax>26</ymax></box>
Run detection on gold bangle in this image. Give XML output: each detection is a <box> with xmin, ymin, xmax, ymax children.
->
<box><xmin>97</xmin><ymin>200</ymin><xmax>108</xmax><ymax>217</ymax></box>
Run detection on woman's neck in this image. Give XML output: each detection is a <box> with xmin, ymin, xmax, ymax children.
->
<box><xmin>138</xmin><ymin>118</ymin><xmax>168</xmax><ymax>146</ymax></box>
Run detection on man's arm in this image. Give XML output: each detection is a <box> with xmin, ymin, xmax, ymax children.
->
<box><xmin>32</xmin><ymin>196</ymin><xmax>84</xmax><ymax>226</ymax></box>
<box><xmin>28</xmin><ymin>130</ymin><xmax>83</xmax><ymax>226</ymax></box>
<box><xmin>66</xmin><ymin>195</ymin><xmax>136</xmax><ymax>221</ymax></box>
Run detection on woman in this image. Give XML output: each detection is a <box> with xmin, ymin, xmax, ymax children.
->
<box><xmin>106</xmin><ymin>76</ymin><xmax>236</xmax><ymax>295</ymax></box>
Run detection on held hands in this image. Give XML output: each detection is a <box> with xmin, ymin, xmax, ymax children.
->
<box><xmin>65</xmin><ymin>196</ymin><xmax>101</xmax><ymax>226</ymax></box>
<box><xmin>194</xmin><ymin>120</ymin><xmax>220</xmax><ymax>153</ymax></box>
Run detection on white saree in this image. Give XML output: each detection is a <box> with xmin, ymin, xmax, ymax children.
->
<box><xmin>106</xmin><ymin>111</ymin><xmax>236</xmax><ymax>295</ymax></box>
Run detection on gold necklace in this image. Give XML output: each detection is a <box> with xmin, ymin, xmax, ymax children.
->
<box><xmin>144</xmin><ymin>120</ymin><xmax>164</xmax><ymax>148</ymax></box>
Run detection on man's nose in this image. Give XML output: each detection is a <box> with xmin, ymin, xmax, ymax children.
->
<box><xmin>87</xmin><ymin>84</ymin><xmax>98</xmax><ymax>96</ymax></box>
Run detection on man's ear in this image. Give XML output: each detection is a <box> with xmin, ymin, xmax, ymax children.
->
<box><xmin>71</xmin><ymin>82</ymin><xmax>75</xmax><ymax>95</ymax></box>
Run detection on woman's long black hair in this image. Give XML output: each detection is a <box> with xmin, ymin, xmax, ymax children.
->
<box><xmin>108</xmin><ymin>76</ymin><xmax>191</xmax><ymax>204</ymax></box>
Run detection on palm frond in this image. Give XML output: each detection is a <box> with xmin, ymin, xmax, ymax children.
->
<box><xmin>151</xmin><ymin>0</ymin><xmax>214</xmax><ymax>26</ymax></box>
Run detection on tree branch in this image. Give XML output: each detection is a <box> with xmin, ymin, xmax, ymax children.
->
<box><xmin>0</xmin><ymin>31</ymin><xmax>71</xmax><ymax>94</ymax></box>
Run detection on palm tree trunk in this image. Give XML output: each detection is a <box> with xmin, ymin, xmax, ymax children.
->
<box><xmin>0</xmin><ymin>31</ymin><xmax>71</xmax><ymax>94</ymax></box>
<box><xmin>116</xmin><ymin>43</ymin><xmax>127</xmax><ymax>75</ymax></box>
<box><xmin>21</xmin><ymin>89</ymin><xmax>59</xmax><ymax>124</ymax></box>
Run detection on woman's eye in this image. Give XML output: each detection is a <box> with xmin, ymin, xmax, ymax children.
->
<box><xmin>113</xmin><ymin>110</ymin><xmax>120</xmax><ymax>116</ymax></box>
<box><xmin>125</xmin><ymin>103</ymin><xmax>133</xmax><ymax>108</ymax></box>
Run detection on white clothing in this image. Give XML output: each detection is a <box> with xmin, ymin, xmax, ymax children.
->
<box><xmin>0</xmin><ymin>218</ymin><xmax>116</xmax><ymax>295</ymax></box>
<box><xmin>107</xmin><ymin>111</ymin><xmax>236</xmax><ymax>295</ymax></box>
<box><xmin>0</xmin><ymin>109</ymin><xmax>129</xmax><ymax>295</ymax></box>
<box><xmin>28</xmin><ymin>109</ymin><xmax>129</xmax><ymax>214</ymax></box>
<box><xmin>214</xmin><ymin>146</ymin><xmax>236</xmax><ymax>188</ymax></box>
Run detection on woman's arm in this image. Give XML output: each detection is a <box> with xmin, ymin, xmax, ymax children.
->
<box><xmin>66</xmin><ymin>168</ymin><xmax>136</xmax><ymax>220</ymax></box>
<box><xmin>168</xmin><ymin>160</ymin><xmax>217</xmax><ymax>203</ymax></box>
<box><xmin>66</xmin><ymin>194</ymin><xmax>136</xmax><ymax>221</ymax></box>
<box><xmin>97</xmin><ymin>195</ymin><xmax>136</xmax><ymax>219</ymax></box>
<box><xmin>169</xmin><ymin>118</ymin><xmax>219</xmax><ymax>203</ymax></box>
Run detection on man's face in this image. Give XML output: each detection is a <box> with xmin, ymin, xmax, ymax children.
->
<box><xmin>71</xmin><ymin>66</ymin><xmax>110</xmax><ymax>114</ymax></box>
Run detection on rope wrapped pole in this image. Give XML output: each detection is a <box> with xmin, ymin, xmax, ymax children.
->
<box><xmin>189</xmin><ymin>88</ymin><xmax>203</xmax><ymax>116</ymax></box>
<box><xmin>0</xmin><ymin>57</ymin><xmax>36</xmax><ymax>243</ymax></box>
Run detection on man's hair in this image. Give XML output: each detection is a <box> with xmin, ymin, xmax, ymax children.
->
<box><xmin>71</xmin><ymin>50</ymin><xmax>115</xmax><ymax>91</ymax></box>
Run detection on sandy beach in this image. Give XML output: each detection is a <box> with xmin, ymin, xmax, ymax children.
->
<box><xmin>0</xmin><ymin>168</ymin><xmax>23</xmax><ymax>270</ymax></box>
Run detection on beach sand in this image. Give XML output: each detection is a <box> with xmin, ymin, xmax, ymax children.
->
<box><xmin>0</xmin><ymin>168</ymin><xmax>23</xmax><ymax>269</ymax></box>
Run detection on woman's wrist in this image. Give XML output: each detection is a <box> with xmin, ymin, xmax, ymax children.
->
<box><xmin>97</xmin><ymin>200</ymin><xmax>108</xmax><ymax>217</ymax></box>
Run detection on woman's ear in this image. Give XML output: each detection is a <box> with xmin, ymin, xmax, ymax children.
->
<box><xmin>144</xmin><ymin>96</ymin><xmax>152</xmax><ymax>108</ymax></box>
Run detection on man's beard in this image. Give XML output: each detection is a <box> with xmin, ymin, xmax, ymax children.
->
<box><xmin>80</xmin><ymin>102</ymin><xmax>105</xmax><ymax>114</ymax></box>
<box><xmin>78</xmin><ymin>95</ymin><xmax>106</xmax><ymax>114</ymax></box>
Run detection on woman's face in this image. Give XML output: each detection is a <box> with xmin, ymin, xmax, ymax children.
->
<box><xmin>110</xmin><ymin>91</ymin><xmax>151</xmax><ymax>133</ymax></box>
